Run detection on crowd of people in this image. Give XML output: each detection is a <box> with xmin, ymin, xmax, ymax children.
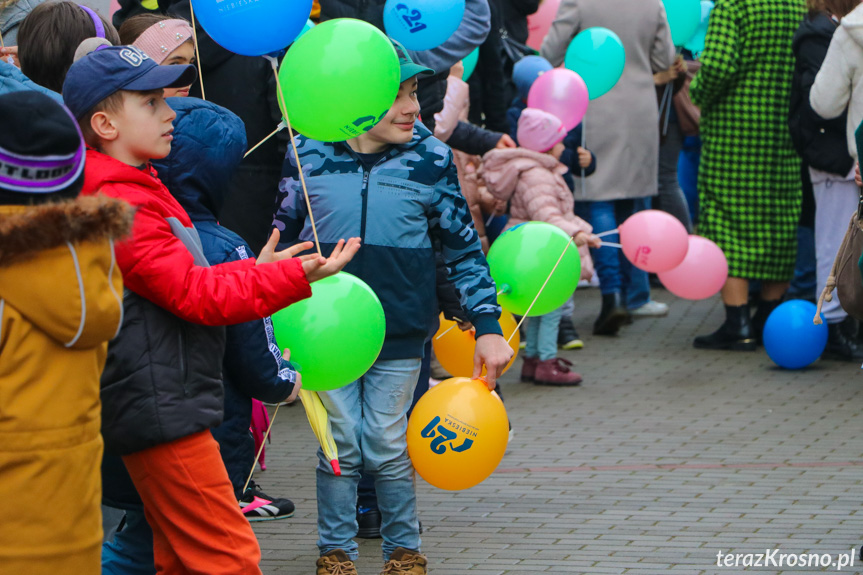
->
<box><xmin>0</xmin><ymin>0</ymin><xmax>860</xmax><ymax>574</ymax></box>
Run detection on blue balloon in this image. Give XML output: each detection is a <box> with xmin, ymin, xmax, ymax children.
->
<box><xmin>191</xmin><ymin>0</ymin><xmax>313</xmax><ymax>56</ymax></box>
<box><xmin>383</xmin><ymin>0</ymin><xmax>466</xmax><ymax>51</ymax></box>
<box><xmin>564</xmin><ymin>27</ymin><xmax>625</xmax><ymax>100</ymax></box>
<box><xmin>763</xmin><ymin>300</ymin><xmax>828</xmax><ymax>369</ymax></box>
<box><xmin>462</xmin><ymin>47</ymin><xmax>479</xmax><ymax>81</ymax></box>
<box><xmin>684</xmin><ymin>1</ymin><xmax>715</xmax><ymax>56</ymax></box>
<box><xmin>512</xmin><ymin>55</ymin><xmax>553</xmax><ymax>101</ymax></box>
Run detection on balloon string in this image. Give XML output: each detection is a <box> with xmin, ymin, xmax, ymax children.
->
<box><xmin>595</xmin><ymin>229</ymin><xmax>619</xmax><ymax>238</ymax></box>
<box><xmin>189</xmin><ymin>3</ymin><xmax>206</xmax><ymax>101</ymax></box>
<box><xmin>435</xmin><ymin>323</ymin><xmax>457</xmax><ymax>340</ymax></box>
<box><xmin>506</xmin><ymin>238</ymin><xmax>574</xmax><ymax>345</ymax></box>
<box><xmin>580</xmin><ymin>115</ymin><xmax>587</xmax><ymax>200</ymax></box>
<box><xmin>244</xmin><ymin>121</ymin><xmax>286</xmax><ymax>159</ymax></box>
<box><xmin>241</xmin><ymin>403</ymin><xmax>280</xmax><ymax>498</ymax></box>
<box><xmin>266</xmin><ymin>56</ymin><xmax>322</xmax><ymax>256</ymax></box>
<box><xmin>600</xmin><ymin>241</ymin><xmax>622</xmax><ymax>249</ymax></box>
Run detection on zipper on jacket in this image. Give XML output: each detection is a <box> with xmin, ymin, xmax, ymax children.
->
<box><xmin>360</xmin><ymin>169</ymin><xmax>370</xmax><ymax>242</ymax></box>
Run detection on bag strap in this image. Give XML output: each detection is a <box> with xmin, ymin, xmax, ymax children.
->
<box><xmin>814</xmin><ymin>211</ymin><xmax>858</xmax><ymax>325</ymax></box>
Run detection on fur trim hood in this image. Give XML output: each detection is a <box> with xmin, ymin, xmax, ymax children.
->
<box><xmin>0</xmin><ymin>196</ymin><xmax>133</xmax><ymax>268</ymax></box>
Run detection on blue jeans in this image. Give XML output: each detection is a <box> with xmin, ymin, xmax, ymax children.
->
<box><xmin>102</xmin><ymin>508</ymin><xmax>155</xmax><ymax>575</ymax></box>
<box><xmin>525</xmin><ymin>306</ymin><xmax>564</xmax><ymax>361</ymax></box>
<box><xmin>317</xmin><ymin>358</ymin><xmax>423</xmax><ymax>561</ymax></box>
<box><xmin>788</xmin><ymin>225</ymin><xmax>817</xmax><ymax>300</ymax></box>
<box><xmin>577</xmin><ymin>198</ymin><xmax>651</xmax><ymax>310</ymax></box>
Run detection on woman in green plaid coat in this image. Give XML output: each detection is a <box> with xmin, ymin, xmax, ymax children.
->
<box><xmin>691</xmin><ymin>0</ymin><xmax>805</xmax><ymax>351</ymax></box>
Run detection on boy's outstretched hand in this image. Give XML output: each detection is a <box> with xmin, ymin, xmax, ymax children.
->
<box><xmin>256</xmin><ymin>229</ymin><xmax>315</xmax><ymax>265</ymax></box>
<box><xmin>473</xmin><ymin>333</ymin><xmax>514</xmax><ymax>390</ymax></box>
<box><xmin>300</xmin><ymin>237</ymin><xmax>362</xmax><ymax>283</ymax></box>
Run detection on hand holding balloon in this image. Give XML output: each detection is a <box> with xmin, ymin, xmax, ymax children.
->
<box><xmin>574</xmin><ymin>231</ymin><xmax>601</xmax><ymax>249</ymax></box>
<box><xmin>301</xmin><ymin>238</ymin><xmax>362</xmax><ymax>283</ymax></box>
<box><xmin>473</xmin><ymin>333</ymin><xmax>514</xmax><ymax>390</ymax></box>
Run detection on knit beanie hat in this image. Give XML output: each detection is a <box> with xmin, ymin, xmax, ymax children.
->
<box><xmin>0</xmin><ymin>91</ymin><xmax>85</xmax><ymax>203</ymax></box>
<box><xmin>132</xmin><ymin>19</ymin><xmax>194</xmax><ymax>65</ymax></box>
<box><xmin>517</xmin><ymin>108</ymin><xmax>567</xmax><ymax>153</ymax></box>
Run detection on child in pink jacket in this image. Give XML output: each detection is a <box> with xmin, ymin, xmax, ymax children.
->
<box><xmin>482</xmin><ymin>108</ymin><xmax>599</xmax><ymax>386</ymax></box>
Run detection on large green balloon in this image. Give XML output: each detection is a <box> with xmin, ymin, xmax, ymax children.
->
<box><xmin>662</xmin><ymin>0</ymin><xmax>701</xmax><ymax>47</ymax></box>
<box><xmin>487</xmin><ymin>222</ymin><xmax>581</xmax><ymax>317</ymax></box>
<box><xmin>271</xmin><ymin>272</ymin><xmax>386</xmax><ymax>391</ymax></box>
<box><xmin>278</xmin><ymin>19</ymin><xmax>400</xmax><ymax>142</ymax></box>
<box><xmin>564</xmin><ymin>27</ymin><xmax>625</xmax><ymax>100</ymax></box>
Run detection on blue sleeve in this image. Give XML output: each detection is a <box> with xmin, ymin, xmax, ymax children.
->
<box><xmin>428</xmin><ymin>150</ymin><xmax>502</xmax><ymax>338</ymax></box>
<box><xmin>272</xmin><ymin>142</ymin><xmax>308</xmax><ymax>250</ymax></box>
<box><xmin>561</xmin><ymin>123</ymin><xmax>597</xmax><ymax>178</ymax></box>
<box><xmin>408</xmin><ymin>0</ymin><xmax>491</xmax><ymax>72</ymax></box>
<box><xmin>221</xmin><ymin>244</ymin><xmax>298</xmax><ymax>404</ymax></box>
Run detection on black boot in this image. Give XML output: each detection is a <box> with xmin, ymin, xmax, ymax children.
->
<box><xmin>593</xmin><ymin>293</ymin><xmax>630</xmax><ymax>336</ymax></box>
<box><xmin>823</xmin><ymin>317</ymin><xmax>863</xmax><ymax>362</ymax></box>
<box><xmin>750</xmin><ymin>299</ymin><xmax>782</xmax><ymax>344</ymax></box>
<box><xmin>693</xmin><ymin>304</ymin><xmax>757</xmax><ymax>351</ymax></box>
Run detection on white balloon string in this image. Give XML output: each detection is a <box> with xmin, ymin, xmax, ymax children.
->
<box><xmin>506</xmin><ymin>238</ymin><xmax>574</xmax><ymax>345</ymax></box>
<box><xmin>244</xmin><ymin>121</ymin><xmax>286</xmax><ymax>159</ymax></box>
<box><xmin>266</xmin><ymin>56</ymin><xmax>322</xmax><ymax>256</ymax></box>
<box><xmin>595</xmin><ymin>229</ymin><xmax>619</xmax><ymax>238</ymax></box>
<box><xmin>600</xmin><ymin>241</ymin><xmax>622</xmax><ymax>249</ymax></box>
<box><xmin>241</xmin><ymin>403</ymin><xmax>280</xmax><ymax>498</ymax></box>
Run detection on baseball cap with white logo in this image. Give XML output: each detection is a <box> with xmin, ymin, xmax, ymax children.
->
<box><xmin>62</xmin><ymin>45</ymin><xmax>197</xmax><ymax>119</ymax></box>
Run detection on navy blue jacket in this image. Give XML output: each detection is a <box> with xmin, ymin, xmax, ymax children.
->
<box><xmin>154</xmin><ymin>98</ymin><xmax>298</xmax><ymax>495</ymax></box>
<box><xmin>507</xmin><ymin>97</ymin><xmax>597</xmax><ymax>190</ymax></box>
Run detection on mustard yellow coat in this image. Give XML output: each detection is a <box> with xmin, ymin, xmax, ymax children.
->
<box><xmin>0</xmin><ymin>197</ymin><xmax>132</xmax><ymax>574</ymax></box>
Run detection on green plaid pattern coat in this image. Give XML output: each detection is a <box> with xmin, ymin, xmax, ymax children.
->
<box><xmin>691</xmin><ymin>0</ymin><xmax>805</xmax><ymax>281</ymax></box>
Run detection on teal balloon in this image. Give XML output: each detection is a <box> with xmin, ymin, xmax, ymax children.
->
<box><xmin>663</xmin><ymin>0</ymin><xmax>702</xmax><ymax>47</ymax></box>
<box><xmin>271</xmin><ymin>272</ymin><xmax>386</xmax><ymax>391</ymax></box>
<box><xmin>297</xmin><ymin>19</ymin><xmax>315</xmax><ymax>41</ymax></box>
<box><xmin>683</xmin><ymin>1</ymin><xmax>714</xmax><ymax>56</ymax></box>
<box><xmin>564</xmin><ymin>27</ymin><xmax>625</xmax><ymax>100</ymax></box>
<box><xmin>462</xmin><ymin>48</ymin><xmax>479</xmax><ymax>81</ymax></box>
<box><xmin>487</xmin><ymin>222</ymin><xmax>581</xmax><ymax>317</ymax></box>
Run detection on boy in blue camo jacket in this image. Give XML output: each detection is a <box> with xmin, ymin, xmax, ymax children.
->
<box><xmin>272</xmin><ymin>40</ymin><xmax>513</xmax><ymax>575</ymax></box>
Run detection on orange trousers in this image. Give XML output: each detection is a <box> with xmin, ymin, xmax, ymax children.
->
<box><xmin>122</xmin><ymin>430</ymin><xmax>261</xmax><ymax>575</ymax></box>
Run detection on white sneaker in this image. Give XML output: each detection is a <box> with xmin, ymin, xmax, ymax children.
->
<box><xmin>630</xmin><ymin>300</ymin><xmax>669</xmax><ymax>317</ymax></box>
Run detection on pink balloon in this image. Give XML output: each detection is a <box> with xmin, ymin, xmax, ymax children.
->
<box><xmin>618</xmin><ymin>210</ymin><xmax>689</xmax><ymax>272</ymax></box>
<box><xmin>526</xmin><ymin>0</ymin><xmax>561</xmax><ymax>51</ymax></box>
<box><xmin>526</xmin><ymin>68</ymin><xmax>589</xmax><ymax>131</ymax></box>
<box><xmin>658</xmin><ymin>236</ymin><xmax>728</xmax><ymax>300</ymax></box>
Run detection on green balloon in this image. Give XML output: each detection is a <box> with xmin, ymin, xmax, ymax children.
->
<box><xmin>271</xmin><ymin>272</ymin><xmax>386</xmax><ymax>391</ymax></box>
<box><xmin>487</xmin><ymin>222</ymin><xmax>581</xmax><ymax>317</ymax></box>
<box><xmin>564</xmin><ymin>27</ymin><xmax>625</xmax><ymax>100</ymax></box>
<box><xmin>662</xmin><ymin>0</ymin><xmax>701</xmax><ymax>47</ymax></box>
<box><xmin>462</xmin><ymin>47</ymin><xmax>479</xmax><ymax>81</ymax></box>
<box><xmin>278</xmin><ymin>18</ymin><xmax>400</xmax><ymax>142</ymax></box>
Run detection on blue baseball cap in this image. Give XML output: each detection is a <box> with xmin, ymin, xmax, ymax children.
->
<box><xmin>62</xmin><ymin>46</ymin><xmax>197</xmax><ymax>119</ymax></box>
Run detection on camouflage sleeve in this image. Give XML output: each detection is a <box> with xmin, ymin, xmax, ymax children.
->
<box><xmin>428</xmin><ymin>148</ymin><xmax>503</xmax><ymax>338</ymax></box>
<box><xmin>272</xmin><ymin>143</ymin><xmax>308</xmax><ymax>250</ymax></box>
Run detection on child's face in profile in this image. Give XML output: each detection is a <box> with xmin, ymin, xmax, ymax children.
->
<box><xmin>364</xmin><ymin>77</ymin><xmax>421</xmax><ymax>147</ymax></box>
<box><xmin>109</xmin><ymin>90</ymin><xmax>177</xmax><ymax>165</ymax></box>
<box><xmin>162</xmin><ymin>41</ymin><xmax>195</xmax><ymax>98</ymax></box>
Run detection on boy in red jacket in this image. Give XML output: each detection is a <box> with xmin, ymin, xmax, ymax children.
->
<box><xmin>62</xmin><ymin>45</ymin><xmax>360</xmax><ymax>574</ymax></box>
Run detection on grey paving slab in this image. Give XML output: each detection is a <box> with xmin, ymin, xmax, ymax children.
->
<box><xmin>252</xmin><ymin>288</ymin><xmax>863</xmax><ymax>574</ymax></box>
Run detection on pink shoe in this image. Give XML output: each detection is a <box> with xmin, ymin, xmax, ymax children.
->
<box><xmin>520</xmin><ymin>356</ymin><xmax>539</xmax><ymax>382</ymax></box>
<box><xmin>534</xmin><ymin>358</ymin><xmax>582</xmax><ymax>386</ymax></box>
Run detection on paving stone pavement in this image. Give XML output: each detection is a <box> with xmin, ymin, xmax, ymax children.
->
<box><xmin>252</xmin><ymin>288</ymin><xmax>863</xmax><ymax>574</ymax></box>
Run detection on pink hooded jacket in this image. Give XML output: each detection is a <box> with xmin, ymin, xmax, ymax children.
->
<box><xmin>482</xmin><ymin>147</ymin><xmax>594</xmax><ymax>279</ymax></box>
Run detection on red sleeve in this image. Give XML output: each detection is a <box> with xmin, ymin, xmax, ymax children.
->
<box><xmin>113</xmin><ymin>193</ymin><xmax>311</xmax><ymax>326</ymax></box>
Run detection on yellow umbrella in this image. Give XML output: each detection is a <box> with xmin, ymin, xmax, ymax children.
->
<box><xmin>299</xmin><ymin>389</ymin><xmax>340</xmax><ymax>475</ymax></box>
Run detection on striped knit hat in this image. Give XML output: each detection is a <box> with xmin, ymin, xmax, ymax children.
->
<box><xmin>0</xmin><ymin>91</ymin><xmax>85</xmax><ymax>198</ymax></box>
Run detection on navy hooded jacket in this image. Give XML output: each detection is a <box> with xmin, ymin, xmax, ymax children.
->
<box><xmin>154</xmin><ymin>97</ymin><xmax>298</xmax><ymax>495</ymax></box>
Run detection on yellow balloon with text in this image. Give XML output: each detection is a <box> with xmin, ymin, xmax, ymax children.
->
<box><xmin>407</xmin><ymin>378</ymin><xmax>509</xmax><ymax>491</ymax></box>
<box><xmin>432</xmin><ymin>312</ymin><xmax>519</xmax><ymax>378</ymax></box>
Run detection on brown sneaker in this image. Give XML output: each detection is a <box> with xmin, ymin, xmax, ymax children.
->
<box><xmin>534</xmin><ymin>358</ymin><xmax>582</xmax><ymax>386</ymax></box>
<box><xmin>380</xmin><ymin>547</ymin><xmax>428</xmax><ymax>574</ymax></box>
<box><xmin>316</xmin><ymin>549</ymin><xmax>358</xmax><ymax>575</ymax></box>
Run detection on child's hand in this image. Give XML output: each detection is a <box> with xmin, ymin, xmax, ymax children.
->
<box><xmin>282</xmin><ymin>348</ymin><xmax>302</xmax><ymax>404</ymax></box>
<box><xmin>0</xmin><ymin>46</ymin><xmax>19</xmax><ymax>67</ymax></box>
<box><xmin>450</xmin><ymin>60</ymin><xmax>465</xmax><ymax>80</ymax></box>
<box><xmin>574</xmin><ymin>231</ymin><xmax>601</xmax><ymax>249</ymax></box>
<box><xmin>301</xmin><ymin>237</ymin><xmax>362</xmax><ymax>283</ymax></box>
<box><xmin>474</xmin><ymin>333</ymin><xmax>514</xmax><ymax>390</ymax></box>
<box><xmin>495</xmin><ymin>134</ymin><xmax>516</xmax><ymax>149</ymax></box>
<box><xmin>256</xmin><ymin>229</ymin><xmax>315</xmax><ymax>265</ymax></box>
<box><xmin>577</xmin><ymin>147</ymin><xmax>592</xmax><ymax>169</ymax></box>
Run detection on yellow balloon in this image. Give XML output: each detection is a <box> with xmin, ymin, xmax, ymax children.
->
<box><xmin>407</xmin><ymin>377</ymin><xmax>509</xmax><ymax>491</ymax></box>
<box><xmin>431</xmin><ymin>312</ymin><xmax>520</xmax><ymax>378</ymax></box>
